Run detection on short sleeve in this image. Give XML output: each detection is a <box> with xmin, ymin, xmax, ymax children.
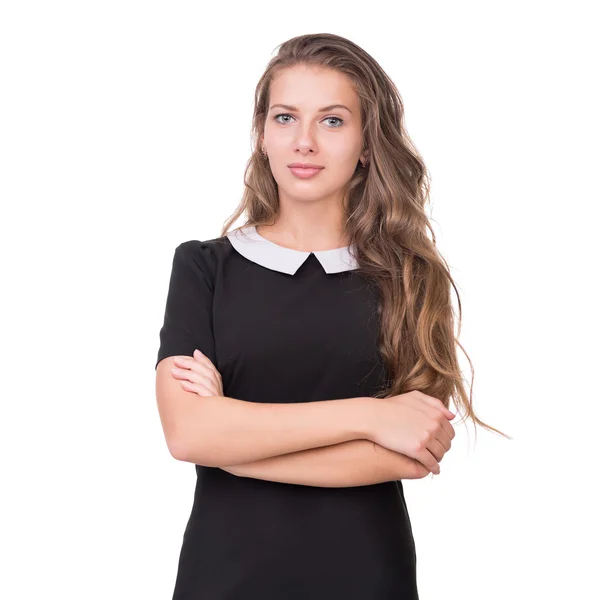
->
<box><xmin>155</xmin><ymin>241</ymin><xmax>217</xmax><ymax>370</ymax></box>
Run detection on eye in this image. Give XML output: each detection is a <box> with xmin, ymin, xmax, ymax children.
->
<box><xmin>324</xmin><ymin>116</ymin><xmax>343</xmax><ymax>127</ymax></box>
<box><xmin>274</xmin><ymin>113</ymin><xmax>294</xmax><ymax>124</ymax></box>
<box><xmin>273</xmin><ymin>113</ymin><xmax>344</xmax><ymax>127</ymax></box>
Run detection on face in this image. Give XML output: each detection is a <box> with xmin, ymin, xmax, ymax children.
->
<box><xmin>262</xmin><ymin>64</ymin><xmax>365</xmax><ymax>207</ymax></box>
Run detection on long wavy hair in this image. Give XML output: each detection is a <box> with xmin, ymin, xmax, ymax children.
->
<box><xmin>220</xmin><ymin>33</ymin><xmax>509</xmax><ymax>440</ymax></box>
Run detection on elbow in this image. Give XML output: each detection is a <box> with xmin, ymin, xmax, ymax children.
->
<box><xmin>167</xmin><ymin>428</ymin><xmax>199</xmax><ymax>463</ymax></box>
<box><xmin>169</xmin><ymin>397</ymin><xmax>233</xmax><ymax>467</ymax></box>
<box><xmin>167</xmin><ymin>437</ymin><xmax>188</xmax><ymax>462</ymax></box>
<box><xmin>162</xmin><ymin>426</ymin><xmax>188</xmax><ymax>462</ymax></box>
<box><xmin>161</xmin><ymin>417</ymin><xmax>198</xmax><ymax>463</ymax></box>
<box><xmin>168</xmin><ymin>431</ymin><xmax>220</xmax><ymax>467</ymax></box>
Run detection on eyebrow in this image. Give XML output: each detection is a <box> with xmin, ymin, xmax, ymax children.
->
<box><xmin>269</xmin><ymin>103</ymin><xmax>352</xmax><ymax>114</ymax></box>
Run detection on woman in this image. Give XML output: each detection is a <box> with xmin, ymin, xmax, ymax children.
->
<box><xmin>155</xmin><ymin>32</ymin><xmax>508</xmax><ymax>600</ymax></box>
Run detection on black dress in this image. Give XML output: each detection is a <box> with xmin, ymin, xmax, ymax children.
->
<box><xmin>155</xmin><ymin>225</ymin><xmax>419</xmax><ymax>599</ymax></box>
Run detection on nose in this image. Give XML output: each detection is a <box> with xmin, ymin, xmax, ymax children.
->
<box><xmin>293</xmin><ymin>122</ymin><xmax>317</xmax><ymax>154</ymax></box>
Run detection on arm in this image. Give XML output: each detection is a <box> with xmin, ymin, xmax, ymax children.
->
<box><xmin>156</xmin><ymin>358</ymin><xmax>374</xmax><ymax>467</ymax></box>
<box><xmin>221</xmin><ymin>439</ymin><xmax>429</xmax><ymax>487</ymax></box>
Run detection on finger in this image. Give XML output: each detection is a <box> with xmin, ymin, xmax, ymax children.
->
<box><xmin>426</xmin><ymin>417</ymin><xmax>453</xmax><ymax>453</ymax></box>
<box><xmin>191</xmin><ymin>351</ymin><xmax>224</xmax><ymax>391</ymax></box>
<box><xmin>426</xmin><ymin>437</ymin><xmax>447</xmax><ymax>462</ymax></box>
<box><xmin>173</xmin><ymin>356</ymin><xmax>218</xmax><ymax>380</ymax></box>
<box><xmin>411</xmin><ymin>397</ymin><xmax>452</xmax><ymax>435</ymax></box>
<box><xmin>173</xmin><ymin>355</ymin><xmax>215</xmax><ymax>378</ymax></box>
<box><xmin>439</xmin><ymin>418</ymin><xmax>455</xmax><ymax>442</ymax></box>
<box><xmin>181</xmin><ymin>380</ymin><xmax>218</xmax><ymax>397</ymax></box>
<box><xmin>413</xmin><ymin>391</ymin><xmax>455</xmax><ymax>420</ymax></box>
<box><xmin>403</xmin><ymin>458</ymin><xmax>429</xmax><ymax>480</ymax></box>
<box><xmin>411</xmin><ymin>461</ymin><xmax>432</xmax><ymax>479</ymax></box>
<box><xmin>193</xmin><ymin>349</ymin><xmax>220</xmax><ymax>375</ymax></box>
<box><xmin>194</xmin><ymin>350</ymin><xmax>223</xmax><ymax>385</ymax></box>
<box><xmin>174</xmin><ymin>362</ymin><xmax>223</xmax><ymax>398</ymax></box>
<box><xmin>415</xmin><ymin>447</ymin><xmax>440</xmax><ymax>475</ymax></box>
<box><xmin>435</xmin><ymin>427</ymin><xmax>452</xmax><ymax>453</ymax></box>
<box><xmin>170</xmin><ymin>365</ymin><xmax>199</xmax><ymax>382</ymax></box>
<box><xmin>173</xmin><ymin>369</ymin><xmax>219</xmax><ymax>394</ymax></box>
<box><xmin>173</xmin><ymin>354</ymin><xmax>224</xmax><ymax>396</ymax></box>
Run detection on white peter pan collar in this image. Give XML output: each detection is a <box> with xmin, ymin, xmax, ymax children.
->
<box><xmin>226</xmin><ymin>225</ymin><xmax>359</xmax><ymax>275</ymax></box>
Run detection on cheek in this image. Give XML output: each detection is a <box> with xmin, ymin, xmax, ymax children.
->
<box><xmin>265</xmin><ymin>131</ymin><xmax>361</xmax><ymax>178</ymax></box>
<box><xmin>327</xmin><ymin>134</ymin><xmax>362</xmax><ymax>162</ymax></box>
<box><xmin>264</xmin><ymin>126</ymin><xmax>291</xmax><ymax>148</ymax></box>
<box><xmin>328</xmin><ymin>144</ymin><xmax>362</xmax><ymax>176</ymax></box>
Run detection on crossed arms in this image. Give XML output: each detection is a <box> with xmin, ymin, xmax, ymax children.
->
<box><xmin>220</xmin><ymin>438</ymin><xmax>428</xmax><ymax>487</ymax></box>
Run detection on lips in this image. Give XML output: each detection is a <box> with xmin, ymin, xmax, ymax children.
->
<box><xmin>288</xmin><ymin>165</ymin><xmax>323</xmax><ymax>179</ymax></box>
<box><xmin>287</xmin><ymin>163</ymin><xmax>324</xmax><ymax>169</ymax></box>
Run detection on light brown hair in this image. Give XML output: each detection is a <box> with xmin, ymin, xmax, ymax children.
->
<box><xmin>221</xmin><ymin>33</ymin><xmax>509</xmax><ymax>440</ymax></box>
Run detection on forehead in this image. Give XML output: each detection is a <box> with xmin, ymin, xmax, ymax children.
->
<box><xmin>270</xmin><ymin>65</ymin><xmax>359</xmax><ymax>110</ymax></box>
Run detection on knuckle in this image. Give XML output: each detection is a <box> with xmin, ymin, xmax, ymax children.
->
<box><xmin>416</xmin><ymin>432</ymin><xmax>431</xmax><ymax>450</ymax></box>
<box><xmin>412</xmin><ymin>440</ymin><xmax>425</xmax><ymax>455</ymax></box>
<box><xmin>426</xmin><ymin>423</ymin><xmax>439</xmax><ymax>437</ymax></box>
<box><xmin>420</xmin><ymin>431</ymin><xmax>432</xmax><ymax>445</ymax></box>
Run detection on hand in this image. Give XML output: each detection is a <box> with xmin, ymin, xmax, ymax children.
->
<box><xmin>170</xmin><ymin>351</ymin><xmax>236</xmax><ymax>475</ymax></box>
<box><xmin>369</xmin><ymin>390</ymin><xmax>456</xmax><ymax>475</ymax></box>
<box><xmin>170</xmin><ymin>349</ymin><xmax>224</xmax><ymax>398</ymax></box>
<box><xmin>171</xmin><ymin>350</ymin><xmax>223</xmax><ymax>397</ymax></box>
<box><xmin>410</xmin><ymin>461</ymin><xmax>435</xmax><ymax>479</ymax></box>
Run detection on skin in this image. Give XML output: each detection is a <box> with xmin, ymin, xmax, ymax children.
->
<box><xmin>165</xmin><ymin>66</ymin><xmax>453</xmax><ymax>483</ymax></box>
<box><xmin>257</xmin><ymin>63</ymin><xmax>368</xmax><ymax>250</ymax></box>
<box><xmin>170</xmin><ymin>351</ymin><xmax>439</xmax><ymax>484</ymax></box>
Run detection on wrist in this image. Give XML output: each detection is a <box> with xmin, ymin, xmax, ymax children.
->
<box><xmin>352</xmin><ymin>396</ymin><xmax>380</xmax><ymax>441</ymax></box>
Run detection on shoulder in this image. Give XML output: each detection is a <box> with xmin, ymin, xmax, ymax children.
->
<box><xmin>173</xmin><ymin>235</ymin><xmax>231</xmax><ymax>268</ymax></box>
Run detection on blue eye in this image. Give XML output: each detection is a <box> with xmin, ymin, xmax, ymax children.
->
<box><xmin>274</xmin><ymin>113</ymin><xmax>293</xmax><ymax>124</ymax></box>
<box><xmin>273</xmin><ymin>113</ymin><xmax>344</xmax><ymax>127</ymax></box>
<box><xmin>324</xmin><ymin>116</ymin><xmax>343</xmax><ymax>127</ymax></box>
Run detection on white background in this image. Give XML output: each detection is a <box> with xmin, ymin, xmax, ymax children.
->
<box><xmin>1</xmin><ymin>1</ymin><xmax>598</xmax><ymax>598</ymax></box>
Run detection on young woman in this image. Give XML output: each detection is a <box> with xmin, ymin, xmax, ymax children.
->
<box><xmin>155</xmin><ymin>32</ymin><xmax>508</xmax><ymax>600</ymax></box>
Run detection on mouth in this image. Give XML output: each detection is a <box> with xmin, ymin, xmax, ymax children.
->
<box><xmin>288</xmin><ymin>165</ymin><xmax>324</xmax><ymax>179</ymax></box>
<box><xmin>287</xmin><ymin>162</ymin><xmax>324</xmax><ymax>169</ymax></box>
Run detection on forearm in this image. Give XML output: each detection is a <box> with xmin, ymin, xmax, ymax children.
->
<box><xmin>178</xmin><ymin>395</ymin><xmax>375</xmax><ymax>468</ymax></box>
<box><xmin>221</xmin><ymin>439</ymin><xmax>426</xmax><ymax>487</ymax></box>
